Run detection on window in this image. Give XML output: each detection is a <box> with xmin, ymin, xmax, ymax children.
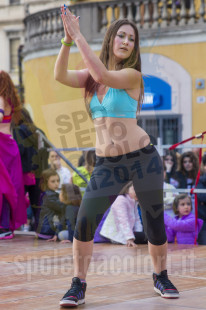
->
<box><xmin>10</xmin><ymin>38</ymin><xmax>20</xmax><ymax>71</ymax></box>
<box><xmin>138</xmin><ymin>115</ymin><xmax>181</xmax><ymax>146</ymax></box>
<box><xmin>162</xmin><ymin>118</ymin><xmax>179</xmax><ymax>145</ymax></box>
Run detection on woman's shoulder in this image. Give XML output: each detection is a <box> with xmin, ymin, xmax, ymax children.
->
<box><xmin>13</xmin><ymin>123</ymin><xmax>32</xmax><ymax>137</ymax></box>
<box><xmin>13</xmin><ymin>124</ymin><xmax>38</xmax><ymax>146</ymax></box>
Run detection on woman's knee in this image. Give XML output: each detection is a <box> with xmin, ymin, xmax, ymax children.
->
<box><xmin>74</xmin><ymin>214</ymin><xmax>98</xmax><ymax>242</ymax></box>
<box><xmin>146</xmin><ymin>225</ymin><xmax>167</xmax><ymax>245</ymax></box>
<box><xmin>75</xmin><ymin>196</ymin><xmax>111</xmax><ymax>242</ymax></box>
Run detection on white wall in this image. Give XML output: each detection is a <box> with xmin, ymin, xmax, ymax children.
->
<box><xmin>141</xmin><ymin>53</ymin><xmax>192</xmax><ymax>141</ymax></box>
<box><xmin>0</xmin><ymin>0</ymin><xmax>64</xmax><ymax>82</ymax></box>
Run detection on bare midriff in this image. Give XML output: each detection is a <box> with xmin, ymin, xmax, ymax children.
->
<box><xmin>94</xmin><ymin>117</ymin><xmax>150</xmax><ymax>157</ymax></box>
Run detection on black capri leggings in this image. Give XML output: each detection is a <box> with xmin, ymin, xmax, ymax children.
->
<box><xmin>74</xmin><ymin>144</ymin><xmax>167</xmax><ymax>245</ymax></box>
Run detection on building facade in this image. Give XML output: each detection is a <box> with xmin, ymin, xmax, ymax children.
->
<box><xmin>1</xmin><ymin>0</ymin><xmax>206</xmax><ymax>165</ymax></box>
<box><xmin>0</xmin><ymin>0</ymin><xmax>63</xmax><ymax>85</ymax></box>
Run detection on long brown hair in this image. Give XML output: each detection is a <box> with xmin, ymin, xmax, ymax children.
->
<box><xmin>178</xmin><ymin>151</ymin><xmax>199</xmax><ymax>180</ymax></box>
<box><xmin>85</xmin><ymin>19</ymin><xmax>144</xmax><ymax>115</ymax></box>
<box><xmin>85</xmin><ymin>150</ymin><xmax>96</xmax><ymax>175</ymax></box>
<box><xmin>0</xmin><ymin>70</ymin><xmax>22</xmax><ymax>123</ymax></box>
<box><xmin>61</xmin><ymin>183</ymin><xmax>82</xmax><ymax>206</ymax></box>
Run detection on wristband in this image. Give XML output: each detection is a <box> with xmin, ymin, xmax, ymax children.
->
<box><xmin>0</xmin><ymin>109</ymin><xmax>5</xmax><ymax>115</ymax></box>
<box><xmin>61</xmin><ymin>38</ymin><xmax>74</xmax><ymax>47</ymax></box>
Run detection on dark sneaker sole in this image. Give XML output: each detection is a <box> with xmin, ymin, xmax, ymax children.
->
<box><xmin>59</xmin><ymin>299</ymin><xmax>85</xmax><ymax>307</ymax></box>
<box><xmin>154</xmin><ymin>287</ymin><xmax>179</xmax><ymax>298</ymax></box>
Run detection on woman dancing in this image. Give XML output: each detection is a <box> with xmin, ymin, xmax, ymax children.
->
<box><xmin>54</xmin><ymin>5</ymin><xmax>179</xmax><ymax>307</ymax></box>
<box><xmin>0</xmin><ymin>70</ymin><xmax>27</xmax><ymax>239</ymax></box>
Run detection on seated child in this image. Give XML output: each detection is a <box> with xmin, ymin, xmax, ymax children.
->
<box><xmin>58</xmin><ymin>183</ymin><xmax>82</xmax><ymax>243</ymax></box>
<box><xmin>36</xmin><ymin>168</ymin><xmax>65</xmax><ymax>239</ymax></box>
<box><xmin>164</xmin><ymin>194</ymin><xmax>203</xmax><ymax>244</ymax></box>
<box><xmin>100</xmin><ymin>181</ymin><xmax>147</xmax><ymax>247</ymax></box>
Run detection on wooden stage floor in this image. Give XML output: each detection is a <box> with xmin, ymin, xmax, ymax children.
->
<box><xmin>0</xmin><ymin>233</ymin><xmax>206</xmax><ymax>310</ymax></box>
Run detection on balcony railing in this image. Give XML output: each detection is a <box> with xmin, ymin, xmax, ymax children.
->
<box><xmin>23</xmin><ymin>0</ymin><xmax>206</xmax><ymax>55</ymax></box>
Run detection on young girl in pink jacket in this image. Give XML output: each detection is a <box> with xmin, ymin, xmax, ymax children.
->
<box><xmin>100</xmin><ymin>181</ymin><xmax>147</xmax><ymax>247</ymax></box>
<box><xmin>164</xmin><ymin>194</ymin><xmax>203</xmax><ymax>244</ymax></box>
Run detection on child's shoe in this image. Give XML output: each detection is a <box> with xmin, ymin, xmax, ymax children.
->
<box><xmin>153</xmin><ymin>270</ymin><xmax>179</xmax><ymax>298</ymax></box>
<box><xmin>60</xmin><ymin>277</ymin><xmax>87</xmax><ymax>307</ymax></box>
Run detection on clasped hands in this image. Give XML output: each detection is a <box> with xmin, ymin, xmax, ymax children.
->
<box><xmin>60</xmin><ymin>4</ymin><xmax>80</xmax><ymax>42</ymax></box>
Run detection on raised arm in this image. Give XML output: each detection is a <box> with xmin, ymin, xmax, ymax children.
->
<box><xmin>164</xmin><ymin>213</ymin><xmax>196</xmax><ymax>232</ymax></box>
<box><xmin>54</xmin><ymin>6</ymin><xmax>89</xmax><ymax>88</ymax></box>
<box><xmin>62</xmin><ymin>6</ymin><xmax>141</xmax><ymax>89</ymax></box>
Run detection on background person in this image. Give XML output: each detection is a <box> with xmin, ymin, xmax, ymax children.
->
<box><xmin>13</xmin><ymin>107</ymin><xmax>49</xmax><ymax>231</ymax></box>
<box><xmin>100</xmin><ymin>181</ymin><xmax>147</xmax><ymax>247</ymax></box>
<box><xmin>58</xmin><ymin>183</ymin><xmax>82</xmax><ymax>243</ymax></box>
<box><xmin>175</xmin><ymin>151</ymin><xmax>199</xmax><ymax>189</ymax></box>
<box><xmin>0</xmin><ymin>70</ymin><xmax>27</xmax><ymax>239</ymax></box>
<box><xmin>164</xmin><ymin>194</ymin><xmax>203</xmax><ymax>244</ymax></box>
<box><xmin>175</xmin><ymin>151</ymin><xmax>199</xmax><ymax>212</ymax></box>
<box><xmin>71</xmin><ymin>150</ymin><xmax>96</xmax><ymax>196</ymax></box>
<box><xmin>197</xmin><ymin>154</ymin><xmax>206</xmax><ymax>245</ymax></box>
<box><xmin>49</xmin><ymin>150</ymin><xmax>71</xmax><ymax>191</ymax></box>
<box><xmin>163</xmin><ymin>150</ymin><xmax>179</xmax><ymax>188</ymax></box>
<box><xmin>37</xmin><ymin>168</ymin><xmax>65</xmax><ymax>240</ymax></box>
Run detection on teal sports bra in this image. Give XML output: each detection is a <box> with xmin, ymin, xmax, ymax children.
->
<box><xmin>89</xmin><ymin>88</ymin><xmax>138</xmax><ymax>120</ymax></box>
